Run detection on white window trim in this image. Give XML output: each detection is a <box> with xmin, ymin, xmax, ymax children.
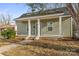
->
<box><xmin>47</xmin><ymin>21</ymin><xmax>53</xmax><ymax>31</ymax></box>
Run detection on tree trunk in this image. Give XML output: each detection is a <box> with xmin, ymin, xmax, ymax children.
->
<box><xmin>66</xmin><ymin>3</ymin><xmax>79</xmax><ymax>39</ymax></box>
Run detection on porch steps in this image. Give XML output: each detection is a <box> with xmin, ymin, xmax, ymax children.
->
<box><xmin>40</xmin><ymin>37</ymin><xmax>73</xmax><ymax>41</ymax></box>
<box><xmin>40</xmin><ymin>37</ymin><xmax>60</xmax><ymax>40</ymax></box>
<box><xmin>26</xmin><ymin>37</ymin><xmax>36</xmax><ymax>40</ymax></box>
<box><xmin>26</xmin><ymin>37</ymin><xmax>60</xmax><ymax>40</ymax></box>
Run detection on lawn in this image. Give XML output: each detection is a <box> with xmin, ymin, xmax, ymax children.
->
<box><xmin>0</xmin><ymin>40</ymin><xmax>11</xmax><ymax>47</ymax></box>
<box><xmin>2</xmin><ymin>38</ymin><xmax>79</xmax><ymax>56</ymax></box>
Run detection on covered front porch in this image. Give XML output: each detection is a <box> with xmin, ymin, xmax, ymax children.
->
<box><xmin>16</xmin><ymin>14</ymin><xmax>73</xmax><ymax>40</ymax></box>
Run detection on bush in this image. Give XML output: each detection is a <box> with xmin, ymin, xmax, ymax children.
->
<box><xmin>1</xmin><ymin>28</ymin><xmax>16</xmax><ymax>39</ymax></box>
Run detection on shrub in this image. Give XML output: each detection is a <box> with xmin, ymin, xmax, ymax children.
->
<box><xmin>1</xmin><ymin>28</ymin><xmax>16</xmax><ymax>39</ymax></box>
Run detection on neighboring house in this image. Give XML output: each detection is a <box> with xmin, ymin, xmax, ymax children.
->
<box><xmin>0</xmin><ymin>24</ymin><xmax>16</xmax><ymax>32</ymax></box>
<box><xmin>0</xmin><ymin>23</ymin><xmax>16</xmax><ymax>39</ymax></box>
<box><xmin>16</xmin><ymin>7</ymin><xmax>73</xmax><ymax>39</ymax></box>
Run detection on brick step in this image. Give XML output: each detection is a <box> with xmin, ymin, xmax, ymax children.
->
<box><xmin>27</xmin><ymin>37</ymin><xmax>36</xmax><ymax>40</ymax></box>
<box><xmin>40</xmin><ymin>37</ymin><xmax>73</xmax><ymax>41</ymax></box>
<box><xmin>40</xmin><ymin>37</ymin><xmax>59</xmax><ymax>40</ymax></box>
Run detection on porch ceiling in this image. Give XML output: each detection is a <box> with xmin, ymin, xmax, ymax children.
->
<box><xmin>16</xmin><ymin>13</ymin><xmax>64</xmax><ymax>22</ymax></box>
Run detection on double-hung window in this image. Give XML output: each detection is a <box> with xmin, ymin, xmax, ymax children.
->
<box><xmin>47</xmin><ymin>21</ymin><xmax>53</xmax><ymax>31</ymax></box>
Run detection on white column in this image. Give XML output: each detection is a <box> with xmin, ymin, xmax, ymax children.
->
<box><xmin>38</xmin><ymin>19</ymin><xmax>40</xmax><ymax>37</ymax></box>
<box><xmin>36</xmin><ymin>19</ymin><xmax>40</xmax><ymax>39</ymax></box>
<box><xmin>15</xmin><ymin>26</ymin><xmax>17</xmax><ymax>36</ymax></box>
<box><xmin>28</xmin><ymin>19</ymin><xmax>31</xmax><ymax>36</ymax></box>
<box><xmin>59</xmin><ymin>16</ymin><xmax>62</xmax><ymax>37</ymax></box>
<box><xmin>71</xmin><ymin>17</ymin><xmax>73</xmax><ymax>37</ymax></box>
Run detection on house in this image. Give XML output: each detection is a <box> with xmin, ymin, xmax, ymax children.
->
<box><xmin>0</xmin><ymin>23</ymin><xmax>16</xmax><ymax>33</ymax></box>
<box><xmin>15</xmin><ymin>7</ymin><xmax>73</xmax><ymax>40</ymax></box>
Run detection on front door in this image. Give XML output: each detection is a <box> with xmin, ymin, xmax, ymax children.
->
<box><xmin>31</xmin><ymin>22</ymin><xmax>37</xmax><ymax>36</ymax></box>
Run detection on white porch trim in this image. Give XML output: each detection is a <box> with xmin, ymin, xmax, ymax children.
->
<box><xmin>35</xmin><ymin>19</ymin><xmax>40</xmax><ymax>40</ymax></box>
<box><xmin>59</xmin><ymin>15</ymin><xmax>71</xmax><ymax>18</ymax></box>
<box><xmin>25</xmin><ymin>19</ymin><xmax>31</xmax><ymax>39</ymax></box>
<box><xmin>59</xmin><ymin>16</ymin><xmax>62</xmax><ymax>37</ymax></box>
<box><xmin>70</xmin><ymin>17</ymin><xmax>73</xmax><ymax>37</ymax></box>
<box><xmin>15</xmin><ymin>26</ymin><xmax>17</xmax><ymax>36</ymax></box>
<box><xmin>16</xmin><ymin>13</ymin><xmax>64</xmax><ymax>21</ymax></box>
<box><xmin>28</xmin><ymin>19</ymin><xmax>31</xmax><ymax>36</ymax></box>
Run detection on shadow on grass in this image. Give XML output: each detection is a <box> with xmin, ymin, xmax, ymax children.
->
<box><xmin>21</xmin><ymin>41</ymin><xmax>79</xmax><ymax>53</ymax></box>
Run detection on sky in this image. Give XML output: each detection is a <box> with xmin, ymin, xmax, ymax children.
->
<box><xmin>0</xmin><ymin>3</ymin><xmax>66</xmax><ymax>21</ymax></box>
<box><xmin>0</xmin><ymin>3</ymin><xmax>31</xmax><ymax>21</ymax></box>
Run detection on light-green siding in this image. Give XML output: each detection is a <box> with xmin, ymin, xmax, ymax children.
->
<box><xmin>16</xmin><ymin>21</ymin><xmax>28</xmax><ymax>35</ymax></box>
<box><xmin>16</xmin><ymin>17</ymin><xmax>72</xmax><ymax>37</ymax></box>
<box><xmin>62</xmin><ymin>17</ymin><xmax>71</xmax><ymax>37</ymax></box>
<box><xmin>40</xmin><ymin>18</ymin><xmax>59</xmax><ymax>36</ymax></box>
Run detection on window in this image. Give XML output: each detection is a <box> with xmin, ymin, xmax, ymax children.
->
<box><xmin>47</xmin><ymin>21</ymin><xmax>53</xmax><ymax>31</ymax></box>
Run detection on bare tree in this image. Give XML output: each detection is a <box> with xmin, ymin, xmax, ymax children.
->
<box><xmin>26</xmin><ymin>3</ymin><xmax>48</xmax><ymax>12</ymax></box>
<box><xmin>0</xmin><ymin>14</ymin><xmax>11</xmax><ymax>26</ymax></box>
<box><xmin>26</xmin><ymin>3</ymin><xmax>65</xmax><ymax>12</ymax></box>
<box><xmin>66</xmin><ymin>3</ymin><xmax>79</xmax><ymax>39</ymax></box>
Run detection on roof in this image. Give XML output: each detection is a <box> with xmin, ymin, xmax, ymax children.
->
<box><xmin>16</xmin><ymin>7</ymin><xmax>68</xmax><ymax>19</ymax></box>
<box><xmin>0</xmin><ymin>24</ymin><xmax>15</xmax><ymax>29</ymax></box>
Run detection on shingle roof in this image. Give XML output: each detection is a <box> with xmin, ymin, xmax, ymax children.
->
<box><xmin>16</xmin><ymin>7</ymin><xmax>68</xmax><ymax>19</ymax></box>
